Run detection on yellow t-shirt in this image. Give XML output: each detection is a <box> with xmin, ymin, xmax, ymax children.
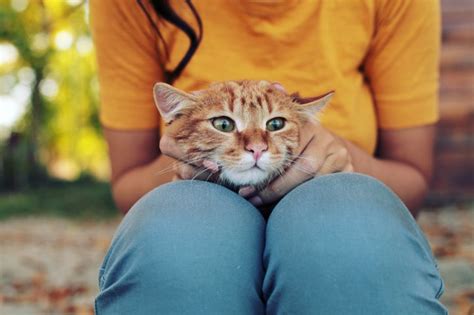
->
<box><xmin>90</xmin><ymin>0</ymin><xmax>440</xmax><ymax>154</ymax></box>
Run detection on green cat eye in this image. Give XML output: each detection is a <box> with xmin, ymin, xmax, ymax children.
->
<box><xmin>212</xmin><ymin>116</ymin><xmax>235</xmax><ymax>132</ymax></box>
<box><xmin>266</xmin><ymin>117</ymin><xmax>286</xmax><ymax>131</ymax></box>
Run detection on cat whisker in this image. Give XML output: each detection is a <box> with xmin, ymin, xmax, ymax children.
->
<box><xmin>280</xmin><ymin>158</ymin><xmax>313</xmax><ymax>174</ymax></box>
<box><xmin>153</xmin><ymin>163</ymin><xmax>180</xmax><ymax>177</ymax></box>
<box><xmin>205</xmin><ymin>171</ymin><xmax>214</xmax><ymax>182</ymax></box>
<box><xmin>277</xmin><ymin>168</ymin><xmax>303</xmax><ymax>191</ymax></box>
<box><xmin>215</xmin><ymin>174</ymin><xmax>227</xmax><ymax>187</ymax></box>
<box><xmin>279</xmin><ymin>156</ymin><xmax>320</xmax><ymax>174</ymax></box>
<box><xmin>191</xmin><ymin>167</ymin><xmax>210</xmax><ymax>181</ymax></box>
<box><xmin>290</xmin><ymin>165</ymin><xmax>315</xmax><ymax>176</ymax></box>
<box><xmin>153</xmin><ymin>157</ymin><xmax>212</xmax><ymax>177</ymax></box>
<box><xmin>285</xmin><ymin>154</ymin><xmax>319</xmax><ymax>164</ymax></box>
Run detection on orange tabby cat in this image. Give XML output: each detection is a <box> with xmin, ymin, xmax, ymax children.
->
<box><xmin>153</xmin><ymin>80</ymin><xmax>333</xmax><ymax>189</ymax></box>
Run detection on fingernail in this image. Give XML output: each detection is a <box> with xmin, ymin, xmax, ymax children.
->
<box><xmin>249</xmin><ymin>196</ymin><xmax>263</xmax><ymax>207</ymax></box>
<box><xmin>239</xmin><ymin>186</ymin><xmax>255</xmax><ymax>197</ymax></box>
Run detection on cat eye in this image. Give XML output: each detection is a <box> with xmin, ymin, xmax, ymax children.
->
<box><xmin>266</xmin><ymin>117</ymin><xmax>286</xmax><ymax>131</ymax></box>
<box><xmin>212</xmin><ymin>116</ymin><xmax>235</xmax><ymax>132</ymax></box>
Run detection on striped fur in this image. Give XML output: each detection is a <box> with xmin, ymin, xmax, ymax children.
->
<box><xmin>154</xmin><ymin>80</ymin><xmax>332</xmax><ymax>188</ymax></box>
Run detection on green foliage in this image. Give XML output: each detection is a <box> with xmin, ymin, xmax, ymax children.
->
<box><xmin>0</xmin><ymin>179</ymin><xmax>118</xmax><ymax>220</ymax></box>
<box><xmin>0</xmin><ymin>0</ymin><xmax>108</xmax><ymax>191</ymax></box>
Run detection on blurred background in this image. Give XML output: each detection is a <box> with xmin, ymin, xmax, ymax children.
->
<box><xmin>0</xmin><ymin>0</ymin><xmax>472</xmax><ymax>314</ymax></box>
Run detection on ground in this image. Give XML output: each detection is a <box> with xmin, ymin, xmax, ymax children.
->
<box><xmin>0</xmin><ymin>205</ymin><xmax>472</xmax><ymax>315</ymax></box>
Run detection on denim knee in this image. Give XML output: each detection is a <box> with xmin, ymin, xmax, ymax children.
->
<box><xmin>263</xmin><ymin>173</ymin><xmax>446</xmax><ymax>314</ymax></box>
<box><xmin>96</xmin><ymin>180</ymin><xmax>266</xmax><ymax>315</ymax></box>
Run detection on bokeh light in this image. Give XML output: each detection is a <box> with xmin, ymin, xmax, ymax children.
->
<box><xmin>39</xmin><ymin>77</ymin><xmax>59</xmax><ymax>99</ymax></box>
<box><xmin>76</xmin><ymin>36</ymin><xmax>93</xmax><ymax>55</ymax></box>
<box><xmin>54</xmin><ymin>30</ymin><xmax>74</xmax><ymax>51</ymax></box>
<box><xmin>31</xmin><ymin>32</ymin><xmax>50</xmax><ymax>53</ymax></box>
<box><xmin>10</xmin><ymin>0</ymin><xmax>29</xmax><ymax>12</ymax></box>
<box><xmin>0</xmin><ymin>42</ymin><xmax>19</xmax><ymax>65</ymax></box>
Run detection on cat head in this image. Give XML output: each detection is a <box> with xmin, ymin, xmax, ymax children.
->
<box><xmin>153</xmin><ymin>80</ymin><xmax>333</xmax><ymax>188</ymax></box>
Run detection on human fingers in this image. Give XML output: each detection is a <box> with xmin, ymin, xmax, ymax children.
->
<box><xmin>238</xmin><ymin>186</ymin><xmax>257</xmax><ymax>198</ymax></box>
<box><xmin>173</xmin><ymin>162</ymin><xmax>195</xmax><ymax>180</ymax></box>
<box><xmin>174</xmin><ymin>161</ymin><xmax>216</xmax><ymax>181</ymax></box>
<box><xmin>295</xmin><ymin>121</ymin><xmax>318</xmax><ymax>155</ymax></box>
<box><xmin>249</xmin><ymin>126</ymin><xmax>353</xmax><ymax>206</ymax></box>
<box><xmin>238</xmin><ymin>122</ymin><xmax>316</xmax><ymax>201</ymax></box>
<box><xmin>160</xmin><ymin>135</ymin><xmax>219</xmax><ymax>173</ymax></box>
<box><xmin>316</xmin><ymin>143</ymin><xmax>353</xmax><ymax>175</ymax></box>
<box><xmin>159</xmin><ymin>134</ymin><xmax>187</xmax><ymax>161</ymax></box>
<box><xmin>249</xmin><ymin>135</ymin><xmax>326</xmax><ymax>206</ymax></box>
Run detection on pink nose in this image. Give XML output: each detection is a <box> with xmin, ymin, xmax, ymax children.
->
<box><xmin>245</xmin><ymin>143</ymin><xmax>268</xmax><ymax>161</ymax></box>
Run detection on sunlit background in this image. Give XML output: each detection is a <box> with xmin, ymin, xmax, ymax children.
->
<box><xmin>0</xmin><ymin>0</ymin><xmax>107</xmax><ymax>190</ymax></box>
<box><xmin>0</xmin><ymin>0</ymin><xmax>473</xmax><ymax>314</ymax></box>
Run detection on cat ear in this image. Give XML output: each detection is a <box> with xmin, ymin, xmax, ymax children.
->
<box><xmin>153</xmin><ymin>83</ymin><xmax>197</xmax><ymax>123</ymax></box>
<box><xmin>298</xmin><ymin>91</ymin><xmax>334</xmax><ymax>115</ymax></box>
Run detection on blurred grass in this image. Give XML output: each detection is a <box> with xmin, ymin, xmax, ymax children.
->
<box><xmin>0</xmin><ymin>178</ymin><xmax>118</xmax><ymax>221</ymax></box>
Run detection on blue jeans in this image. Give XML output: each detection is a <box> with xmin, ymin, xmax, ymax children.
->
<box><xmin>95</xmin><ymin>173</ymin><xmax>447</xmax><ymax>314</ymax></box>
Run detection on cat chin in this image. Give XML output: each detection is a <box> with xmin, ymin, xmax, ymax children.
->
<box><xmin>220</xmin><ymin>167</ymin><xmax>271</xmax><ymax>187</ymax></box>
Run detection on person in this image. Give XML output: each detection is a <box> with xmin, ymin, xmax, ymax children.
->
<box><xmin>90</xmin><ymin>0</ymin><xmax>447</xmax><ymax>314</ymax></box>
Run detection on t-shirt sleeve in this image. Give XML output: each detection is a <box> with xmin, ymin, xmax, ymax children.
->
<box><xmin>364</xmin><ymin>0</ymin><xmax>441</xmax><ymax>129</ymax></box>
<box><xmin>90</xmin><ymin>0</ymin><xmax>164</xmax><ymax>130</ymax></box>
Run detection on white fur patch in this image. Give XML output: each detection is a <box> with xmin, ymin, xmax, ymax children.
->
<box><xmin>221</xmin><ymin>167</ymin><xmax>269</xmax><ymax>186</ymax></box>
<box><xmin>219</xmin><ymin>152</ymin><xmax>278</xmax><ymax>186</ymax></box>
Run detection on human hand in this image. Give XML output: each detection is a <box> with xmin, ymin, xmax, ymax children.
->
<box><xmin>159</xmin><ymin>135</ymin><xmax>220</xmax><ymax>181</ymax></box>
<box><xmin>239</xmin><ymin>122</ymin><xmax>354</xmax><ymax>206</ymax></box>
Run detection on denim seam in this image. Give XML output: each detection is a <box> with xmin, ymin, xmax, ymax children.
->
<box><xmin>363</xmin><ymin>174</ymin><xmax>447</xmax><ymax>300</ymax></box>
<box><xmin>94</xmin><ymin>298</ymin><xmax>100</xmax><ymax>315</ymax></box>
<box><xmin>97</xmin><ymin>243</ymin><xmax>115</xmax><ymax>291</ymax></box>
<box><xmin>435</xmin><ymin>277</ymin><xmax>445</xmax><ymax>299</ymax></box>
<box><xmin>98</xmin><ymin>267</ymin><xmax>107</xmax><ymax>290</ymax></box>
<box><xmin>396</xmin><ymin>200</ymin><xmax>440</xmax><ymax>268</ymax></box>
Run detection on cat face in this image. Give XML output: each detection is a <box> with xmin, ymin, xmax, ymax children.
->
<box><xmin>154</xmin><ymin>80</ymin><xmax>332</xmax><ymax>188</ymax></box>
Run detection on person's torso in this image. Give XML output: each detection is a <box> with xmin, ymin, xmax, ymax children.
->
<box><xmin>159</xmin><ymin>0</ymin><xmax>378</xmax><ymax>153</ymax></box>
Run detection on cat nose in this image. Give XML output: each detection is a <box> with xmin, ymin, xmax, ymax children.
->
<box><xmin>245</xmin><ymin>143</ymin><xmax>268</xmax><ymax>161</ymax></box>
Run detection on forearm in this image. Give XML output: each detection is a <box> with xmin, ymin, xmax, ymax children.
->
<box><xmin>112</xmin><ymin>154</ymin><xmax>175</xmax><ymax>213</ymax></box>
<box><xmin>344</xmin><ymin>140</ymin><xmax>428</xmax><ymax>216</ymax></box>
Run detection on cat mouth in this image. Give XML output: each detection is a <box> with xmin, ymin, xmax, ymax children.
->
<box><xmin>248</xmin><ymin>164</ymin><xmax>264</xmax><ymax>171</ymax></box>
<box><xmin>238</xmin><ymin>164</ymin><xmax>265</xmax><ymax>174</ymax></box>
<box><xmin>221</xmin><ymin>164</ymin><xmax>269</xmax><ymax>187</ymax></box>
